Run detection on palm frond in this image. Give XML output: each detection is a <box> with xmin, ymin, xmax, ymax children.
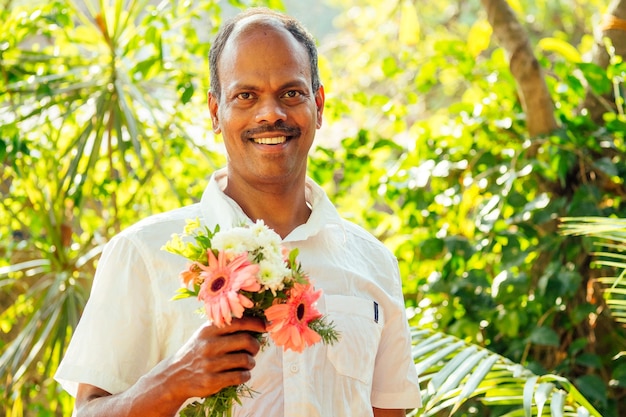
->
<box><xmin>0</xmin><ymin>245</ymin><xmax>103</xmax><ymax>389</ymax></box>
<box><xmin>410</xmin><ymin>328</ymin><xmax>601</xmax><ymax>417</ymax></box>
<box><xmin>560</xmin><ymin>217</ymin><xmax>626</xmax><ymax>326</ymax></box>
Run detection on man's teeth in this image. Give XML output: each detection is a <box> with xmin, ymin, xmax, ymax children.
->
<box><xmin>253</xmin><ymin>136</ymin><xmax>287</xmax><ymax>145</ymax></box>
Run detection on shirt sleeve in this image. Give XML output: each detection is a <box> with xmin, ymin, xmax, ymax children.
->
<box><xmin>370</xmin><ymin>258</ymin><xmax>422</xmax><ymax>410</ymax></box>
<box><xmin>54</xmin><ymin>234</ymin><xmax>160</xmax><ymax>396</ymax></box>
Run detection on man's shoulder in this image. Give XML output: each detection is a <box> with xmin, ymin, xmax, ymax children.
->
<box><xmin>117</xmin><ymin>203</ymin><xmax>202</xmax><ymax>243</ymax></box>
<box><xmin>339</xmin><ymin>218</ymin><xmax>394</xmax><ymax>257</ymax></box>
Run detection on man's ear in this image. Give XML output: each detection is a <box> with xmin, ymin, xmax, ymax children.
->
<box><xmin>208</xmin><ymin>91</ymin><xmax>221</xmax><ymax>134</ymax></box>
<box><xmin>315</xmin><ymin>85</ymin><xmax>325</xmax><ymax>129</ymax></box>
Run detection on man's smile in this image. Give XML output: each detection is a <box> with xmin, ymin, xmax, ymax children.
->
<box><xmin>252</xmin><ymin>136</ymin><xmax>288</xmax><ymax>145</ymax></box>
<box><xmin>242</xmin><ymin>124</ymin><xmax>301</xmax><ymax>145</ymax></box>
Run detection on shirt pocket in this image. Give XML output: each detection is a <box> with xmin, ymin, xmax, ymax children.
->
<box><xmin>324</xmin><ymin>294</ymin><xmax>384</xmax><ymax>385</ymax></box>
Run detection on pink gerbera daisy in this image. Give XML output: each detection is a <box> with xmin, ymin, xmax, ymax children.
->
<box><xmin>197</xmin><ymin>250</ymin><xmax>261</xmax><ymax>327</ymax></box>
<box><xmin>265</xmin><ymin>282</ymin><xmax>323</xmax><ymax>352</ymax></box>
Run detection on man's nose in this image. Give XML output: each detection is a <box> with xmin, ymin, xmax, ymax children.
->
<box><xmin>255</xmin><ymin>97</ymin><xmax>287</xmax><ymax>124</ymax></box>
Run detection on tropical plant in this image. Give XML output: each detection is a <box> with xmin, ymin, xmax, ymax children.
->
<box><xmin>409</xmin><ymin>328</ymin><xmax>600</xmax><ymax>417</ymax></box>
<box><xmin>1</xmin><ymin>0</ymin><xmax>228</xmax><ymax>414</ymax></box>
<box><xmin>315</xmin><ymin>0</ymin><xmax>626</xmax><ymax>415</ymax></box>
<box><xmin>560</xmin><ymin>217</ymin><xmax>626</xmax><ymax>333</ymax></box>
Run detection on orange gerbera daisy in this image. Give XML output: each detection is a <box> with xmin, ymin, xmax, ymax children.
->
<box><xmin>180</xmin><ymin>263</ymin><xmax>202</xmax><ymax>288</ymax></box>
<box><xmin>197</xmin><ymin>250</ymin><xmax>261</xmax><ymax>327</ymax></box>
<box><xmin>265</xmin><ymin>282</ymin><xmax>323</xmax><ymax>352</ymax></box>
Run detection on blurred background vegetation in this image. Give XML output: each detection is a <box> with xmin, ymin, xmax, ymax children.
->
<box><xmin>1</xmin><ymin>0</ymin><xmax>625</xmax><ymax>416</ymax></box>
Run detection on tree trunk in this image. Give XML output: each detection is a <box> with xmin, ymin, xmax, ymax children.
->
<box><xmin>579</xmin><ymin>0</ymin><xmax>626</xmax><ymax>122</ymax></box>
<box><xmin>480</xmin><ymin>0</ymin><xmax>559</xmax><ymax>137</ymax></box>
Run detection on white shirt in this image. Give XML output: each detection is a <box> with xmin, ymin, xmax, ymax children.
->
<box><xmin>55</xmin><ymin>168</ymin><xmax>421</xmax><ymax>416</ymax></box>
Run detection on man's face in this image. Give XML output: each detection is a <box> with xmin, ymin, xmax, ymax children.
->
<box><xmin>208</xmin><ymin>22</ymin><xmax>324</xmax><ymax>190</ymax></box>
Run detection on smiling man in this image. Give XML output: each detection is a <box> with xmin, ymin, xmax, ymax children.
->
<box><xmin>55</xmin><ymin>7</ymin><xmax>421</xmax><ymax>417</ymax></box>
<box><xmin>208</xmin><ymin>13</ymin><xmax>324</xmax><ymax>239</ymax></box>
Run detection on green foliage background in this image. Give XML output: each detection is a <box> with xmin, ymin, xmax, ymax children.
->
<box><xmin>1</xmin><ymin>0</ymin><xmax>625</xmax><ymax>416</ymax></box>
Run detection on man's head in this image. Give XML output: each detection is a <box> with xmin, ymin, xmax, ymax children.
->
<box><xmin>206</xmin><ymin>8</ymin><xmax>325</xmax><ymax>193</ymax></box>
<box><xmin>209</xmin><ymin>8</ymin><xmax>321</xmax><ymax>100</ymax></box>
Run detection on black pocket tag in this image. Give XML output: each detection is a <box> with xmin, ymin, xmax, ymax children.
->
<box><xmin>374</xmin><ymin>301</ymin><xmax>379</xmax><ymax>323</ymax></box>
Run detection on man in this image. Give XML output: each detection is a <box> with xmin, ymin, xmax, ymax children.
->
<box><xmin>55</xmin><ymin>7</ymin><xmax>421</xmax><ymax>416</ymax></box>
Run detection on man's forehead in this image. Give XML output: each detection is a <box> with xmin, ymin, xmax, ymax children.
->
<box><xmin>215</xmin><ymin>13</ymin><xmax>313</xmax><ymax>96</ymax></box>
<box><xmin>230</xmin><ymin>15</ymin><xmax>288</xmax><ymax>41</ymax></box>
<box><xmin>221</xmin><ymin>15</ymin><xmax>308</xmax><ymax>65</ymax></box>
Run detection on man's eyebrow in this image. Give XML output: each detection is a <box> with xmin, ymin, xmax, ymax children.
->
<box><xmin>278</xmin><ymin>79</ymin><xmax>309</xmax><ymax>90</ymax></box>
<box><xmin>226</xmin><ymin>79</ymin><xmax>310</xmax><ymax>94</ymax></box>
<box><xmin>226</xmin><ymin>83</ymin><xmax>260</xmax><ymax>93</ymax></box>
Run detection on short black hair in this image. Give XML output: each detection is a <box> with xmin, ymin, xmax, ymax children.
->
<box><xmin>209</xmin><ymin>8</ymin><xmax>321</xmax><ymax>99</ymax></box>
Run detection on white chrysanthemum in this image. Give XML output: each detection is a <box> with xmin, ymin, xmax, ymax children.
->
<box><xmin>212</xmin><ymin>227</ymin><xmax>254</xmax><ymax>254</ymax></box>
<box><xmin>255</xmin><ymin>234</ymin><xmax>282</xmax><ymax>257</ymax></box>
<box><xmin>258</xmin><ymin>240</ymin><xmax>282</xmax><ymax>261</ymax></box>
<box><xmin>257</xmin><ymin>258</ymin><xmax>291</xmax><ymax>293</ymax></box>
<box><xmin>250</xmin><ymin>219</ymin><xmax>271</xmax><ymax>236</ymax></box>
<box><xmin>233</xmin><ymin>220</ymin><xmax>283</xmax><ymax>261</ymax></box>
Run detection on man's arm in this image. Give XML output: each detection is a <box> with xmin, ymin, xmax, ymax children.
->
<box><xmin>73</xmin><ymin>318</ymin><xmax>266</xmax><ymax>417</ymax></box>
<box><xmin>373</xmin><ymin>408</ymin><xmax>406</xmax><ymax>417</ymax></box>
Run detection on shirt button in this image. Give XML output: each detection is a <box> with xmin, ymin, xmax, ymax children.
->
<box><xmin>290</xmin><ymin>364</ymin><xmax>299</xmax><ymax>373</ymax></box>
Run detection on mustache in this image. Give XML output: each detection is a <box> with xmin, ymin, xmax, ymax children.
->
<box><xmin>241</xmin><ymin>123</ymin><xmax>301</xmax><ymax>140</ymax></box>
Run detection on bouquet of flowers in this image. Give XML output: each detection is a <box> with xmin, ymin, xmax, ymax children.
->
<box><xmin>162</xmin><ymin>218</ymin><xmax>339</xmax><ymax>417</ymax></box>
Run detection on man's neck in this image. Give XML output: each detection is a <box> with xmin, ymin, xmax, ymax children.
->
<box><xmin>224</xmin><ymin>179</ymin><xmax>311</xmax><ymax>239</ymax></box>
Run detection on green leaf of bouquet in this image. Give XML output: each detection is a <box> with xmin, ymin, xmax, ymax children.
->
<box><xmin>309</xmin><ymin>316</ymin><xmax>340</xmax><ymax>345</ymax></box>
<box><xmin>288</xmin><ymin>248</ymin><xmax>300</xmax><ymax>265</ymax></box>
<box><xmin>195</xmin><ymin>234</ymin><xmax>213</xmax><ymax>251</ymax></box>
<box><xmin>172</xmin><ymin>287</ymin><xmax>197</xmax><ymax>300</ymax></box>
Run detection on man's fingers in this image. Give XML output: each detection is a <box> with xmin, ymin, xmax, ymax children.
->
<box><xmin>216</xmin><ymin>369</ymin><xmax>253</xmax><ymax>389</ymax></box>
<box><xmin>198</xmin><ymin>317</ymin><xmax>266</xmax><ymax>337</ymax></box>
<box><xmin>225</xmin><ymin>317</ymin><xmax>267</xmax><ymax>334</ymax></box>
<box><xmin>206</xmin><ymin>352</ymin><xmax>256</xmax><ymax>373</ymax></box>
<box><xmin>203</xmin><ymin>330</ymin><xmax>263</xmax><ymax>357</ymax></box>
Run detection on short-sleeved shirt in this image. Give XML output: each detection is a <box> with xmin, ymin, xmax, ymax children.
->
<box><xmin>55</xmin><ymin>168</ymin><xmax>421</xmax><ymax>416</ymax></box>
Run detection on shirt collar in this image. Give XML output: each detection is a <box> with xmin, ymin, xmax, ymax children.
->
<box><xmin>200</xmin><ymin>167</ymin><xmax>345</xmax><ymax>242</ymax></box>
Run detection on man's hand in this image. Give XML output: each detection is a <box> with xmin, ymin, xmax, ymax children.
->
<box><xmin>165</xmin><ymin>316</ymin><xmax>267</xmax><ymax>399</ymax></box>
<box><xmin>74</xmin><ymin>317</ymin><xmax>266</xmax><ymax>417</ymax></box>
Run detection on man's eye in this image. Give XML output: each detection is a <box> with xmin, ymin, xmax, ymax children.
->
<box><xmin>283</xmin><ymin>90</ymin><xmax>302</xmax><ymax>98</ymax></box>
<box><xmin>236</xmin><ymin>92</ymin><xmax>253</xmax><ymax>100</ymax></box>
